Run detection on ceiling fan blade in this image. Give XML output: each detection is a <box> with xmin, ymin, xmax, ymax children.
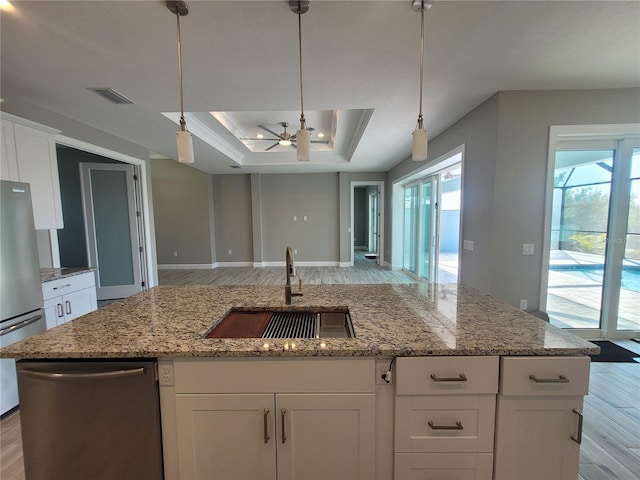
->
<box><xmin>265</xmin><ymin>142</ymin><xmax>280</xmax><ymax>151</ymax></box>
<box><xmin>240</xmin><ymin>137</ymin><xmax>278</xmax><ymax>141</ymax></box>
<box><xmin>310</xmin><ymin>140</ymin><xmax>330</xmax><ymax>144</ymax></box>
<box><xmin>258</xmin><ymin>125</ymin><xmax>283</xmax><ymax>138</ymax></box>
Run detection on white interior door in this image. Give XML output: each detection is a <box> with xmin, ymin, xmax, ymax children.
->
<box><xmin>80</xmin><ymin>163</ymin><xmax>143</xmax><ymax>300</ymax></box>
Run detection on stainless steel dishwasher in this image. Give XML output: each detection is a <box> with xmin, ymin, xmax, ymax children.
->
<box><xmin>16</xmin><ymin>360</ymin><xmax>164</xmax><ymax>480</ymax></box>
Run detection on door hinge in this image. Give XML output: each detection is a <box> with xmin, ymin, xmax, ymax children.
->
<box><xmin>141</xmin><ymin>281</ymin><xmax>146</xmax><ymax>287</ymax></box>
<box><xmin>139</xmin><ymin>246</ymin><xmax>143</xmax><ymax>253</ymax></box>
<box><xmin>136</xmin><ymin>211</ymin><xmax>141</xmax><ymax>217</ymax></box>
<box><xmin>133</xmin><ymin>174</ymin><xmax>138</xmax><ymax>181</ymax></box>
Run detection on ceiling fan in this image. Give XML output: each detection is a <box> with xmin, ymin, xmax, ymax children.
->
<box><xmin>240</xmin><ymin>122</ymin><xmax>328</xmax><ymax>152</ymax></box>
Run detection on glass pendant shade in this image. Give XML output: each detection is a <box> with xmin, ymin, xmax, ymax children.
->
<box><xmin>412</xmin><ymin>127</ymin><xmax>427</xmax><ymax>161</ymax></box>
<box><xmin>296</xmin><ymin>128</ymin><xmax>311</xmax><ymax>161</ymax></box>
<box><xmin>176</xmin><ymin>129</ymin><xmax>194</xmax><ymax>164</ymax></box>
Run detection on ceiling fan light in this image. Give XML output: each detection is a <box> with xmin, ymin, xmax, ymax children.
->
<box><xmin>296</xmin><ymin>128</ymin><xmax>311</xmax><ymax>161</ymax></box>
<box><xmin>412</xmin><ymin>127</ymin><xmax>427</xmax><ymax>162</ymax></box>
<box><xmin>279</xmin><ymin>139</ymin><xmax>292</xmax><ymax>146</ymax></box>
<box><xmin>176</xmin><ymin>129</ymin><xmax>194</xmax><ymax>164</ymax></box>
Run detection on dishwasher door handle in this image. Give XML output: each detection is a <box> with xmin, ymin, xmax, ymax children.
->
<box><xmin>20</xmin><ymin>367</ymin><xmax>146</xmax><ymax>381</ymax></box>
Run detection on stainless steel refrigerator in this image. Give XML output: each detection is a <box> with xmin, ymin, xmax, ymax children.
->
<box><xmin>0</xmin><ymin>180</ymin><xmax>46</xmax><ymax>415</ymax></box>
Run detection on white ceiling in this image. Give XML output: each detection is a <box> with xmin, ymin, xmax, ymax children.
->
<box><xmin>1</xmin><ymin>0</ymin><xmax>639</xmax><ymax>175</ymax></box>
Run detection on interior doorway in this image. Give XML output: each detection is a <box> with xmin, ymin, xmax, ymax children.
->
<box><xmin>351</xmin><ymin>181</ymin><xmax>384</xmax><ymax>267</ymax></box>
<box><xmin>55</xmin><ymin>143</ymin><xmax>152</xmax><ymax>297</ymax></box>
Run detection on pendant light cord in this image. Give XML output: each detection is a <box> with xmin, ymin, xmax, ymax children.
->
<box><xmin>176</xmin><ymin>5</ymin><xmax>186</xmax><ymax>131</ymax></box>
<box><xmin>417</xmin><ymin>1</ymin><xmax>424</xmax><ymax>129</ymax></box>
<box><xmin>297</xmin><ymin>2</ymin><xmax>306</xmax><ymax>128</ymax></box>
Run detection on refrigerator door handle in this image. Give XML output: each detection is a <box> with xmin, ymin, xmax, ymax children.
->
<box><xmin>0</xmin><ymin>314</ymin><xmax>43</xmax><ymax>337</ymax></box>
<box><xmin>20</xmin><ymin>367</ymin><xmax>146</xmax><ymax>381</ymax></box>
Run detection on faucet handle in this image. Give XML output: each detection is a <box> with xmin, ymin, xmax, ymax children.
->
<box><xmin>298</xmin><ymin>278</ymin><xmax>303</xmax><ymax>293</ymax></box>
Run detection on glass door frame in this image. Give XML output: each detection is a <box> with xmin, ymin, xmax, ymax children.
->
<box><xmin>541</xmin><ymin>124</ymin><xmax>640</xmax><ymax>340</ymax></box>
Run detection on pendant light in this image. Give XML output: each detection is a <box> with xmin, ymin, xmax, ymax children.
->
<box><xmin>412</xmin><ymin>0</ymin><xmax>432</xmax><ymax>162</ymax></box>
<box><xmin>167</xmin><ymin>1</ymin><xmax>194</xmax><ymax>164</ymax></box>
<box><xmin>291</xmin><ymin>0</ymin><xmax>311</xmax><ymax>162</ymax></box>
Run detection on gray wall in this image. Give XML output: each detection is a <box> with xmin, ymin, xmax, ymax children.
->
<box><xmin>490</xmin><ymin>88</ymin><xmax>640</xmax><ymax>309</ymax></box>
<box><xmin>151</xmin><ymin>158</ymin><xmax>214</xmax><ymax>265</ymax></box>
<box><xmin>212</xmin><ymin>175</ymin><xmax>253</xmax><ymax>263</ymax></box>
<box><xmin>389</xmin><ymin>88</ymin><xmax>640</xmax><ymax>309</ymax></box>
<box><xmin>390</xmin><ymin>94</ymin><xmax>499</xmax><ymax>287</ymax></box>
<box><xmin>259</xmin><ymin>173</ymin><xmax>340</xmax><ymax>262</ymax></box>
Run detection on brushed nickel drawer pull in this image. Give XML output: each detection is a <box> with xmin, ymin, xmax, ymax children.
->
<box><xmin>428</xmin><ymin>420</ymin><xmax>464</xmax><ymax>430</ymax></box>
<box><xmin>263</xmin><ymin>408</ymin><xmax>270</xmax><ymax>444</ymax></box>
<box><xmin>281</xmin><ymin>409</ymin><xmax>287</xmax><ymax>444</ymax></box>
<box><xmin>571</xmin><ymin>408</ymin><xmax>583</xmax><ymax>444</ymax></box>
<box><xmin>529</xmin><ymin>374</ymin><xmax>569</xmax><ymax>383</ymax></box>
<box><xmin>430</xmin><ymin>373</ymin><xmax>467</xmax><ymax>382</ymax></box>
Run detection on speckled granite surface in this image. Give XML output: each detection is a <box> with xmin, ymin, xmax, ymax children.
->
<box><xmin>40</xmin><ymin>267</ymin><xmax>95</xmax><ymax>283</ymax></box>
<box><xmin>0</xmin><ymin>284</ymin><xmax>599</xmax><ymax>359</ymax></box>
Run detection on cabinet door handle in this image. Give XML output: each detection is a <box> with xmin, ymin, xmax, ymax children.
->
<box><xmin>529</xmin><ymin>374</ymin><xmax>569</xmax><ymax>383</ymax></box>
<box><xmin>571</xmin><ymin>408</ymin><xmax>583</xmax><ymax>444</ymax></box>
<box><xmin>53</xmin><ymin>283</ymin><xmax>72</xmax><ymax>291</ymax></box>
<box><xmin>263</xmin><ymin>408</ymin><xmax>270</xmax><ymax>444</ymax></box>
<box><xmin>281</xmin><ymin>409</ymin><xmax>287</xmax><ymax>444</ymax></box>
<box><xmin>430</xmin><ymin>373</ymin><xmax>467</xmax><ymax>382</ymax></box>
<box><xmin>65</xmin><ymin>300</ymin><xmax>72</xmax><ymax>315</ymax></box>
<box><xmin>56</xmin><ymin>303</ymin><xmax>64</xmax><ymax>318</ymax></box>
<box><xmin>427</xmin><ymin>420</ymin><xmax>464</xmax><ymax>430</ymax></box>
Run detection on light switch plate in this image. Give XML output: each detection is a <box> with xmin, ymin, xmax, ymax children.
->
<box><xmin>523</xmin><ymin>244</ymin><xmax>534</xmax><ymax>255</ymax></box>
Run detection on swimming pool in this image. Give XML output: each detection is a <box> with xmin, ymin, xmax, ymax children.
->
<box><xmin>550</xmin><ymin>265</ymin><xmax>640</xmax><ymax>292</ymax></box>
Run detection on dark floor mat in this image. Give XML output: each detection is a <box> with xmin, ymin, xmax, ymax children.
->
<box><xmin>589</xmin><ymin>341</ymin><xmax>639</xmax><ymax>363</ymax></box>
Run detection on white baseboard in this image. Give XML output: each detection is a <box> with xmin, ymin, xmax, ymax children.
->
<box><xmin>214</xmin><ymin>262</ymin><xmax>254</xmax><ymax>267</ymax></box>
<box><xmin>340</xmin><ymin>261</ymin><xmax>353</xmax><ymax>268</ymax></box>
<box><xmin>158</xmin><ymin>263</ymin><xmax>215</xmax><ymax>270</ymax></box>
<box><xmin>260</xmin><ymin>261</ymin><xmax>340</xmax><ymax>267</ymax></box>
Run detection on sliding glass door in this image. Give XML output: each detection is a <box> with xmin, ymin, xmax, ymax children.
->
<box><xmin>545</xmin><ymin>134</ymin><xmax>640</xmax><ymax>338</ymax></box>
<box><xmin>402</xmin><ymin>160</ymin><xmax>462</xmax><ymax>283</ymax></box>
<box><xmin>403</xmin><ymin>184</ymin><xmax>419</xmax><ymax>274</ymax></box>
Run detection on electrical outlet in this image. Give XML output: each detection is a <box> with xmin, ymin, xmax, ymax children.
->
<box><xmin>228</xmin><ymin>249</ymin><xmax>232</xmax><ymax>255</ymax></box>
<box><xmin>294</xmin><ymin>249</ymin><xmax>298</xmax><ymax>255</ymax></box>
<box><xmin>159</xmin><ymin>364</ymin><xmax>174</xmax><ymax>386</ymax></box>
<box><xmin>173</xmin><ymin>251</ymin><xmax>178</xmax><ymax>257</ymax></box>
<box><xmin>520</xmin><ymin>299</ymin><xmax>528</xmax><ymax>310</ymax></box>
<box><xmin>376</xmin><ymin>359</ymin><xmax>392</xmax><ymax>385</ymax></box>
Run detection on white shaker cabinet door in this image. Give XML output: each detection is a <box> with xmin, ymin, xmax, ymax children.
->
<box><xmin>175</xmin><ymin>394</ymin><xmax>277</xmax><ymax>480</ymax></box>
<box><xmin>494</xmin><ymin>396</ymin><xmax>584</xmax><ymax>480</ymax></box>
<box><xmin>275</xmin><ymin>393</ymin><xmax>376</xmax><ymax>480</ymax></box>
<box><xmin>12</xmin><ymin>123</ymin><xmax>63</xmax><ymax>229</ymax></box>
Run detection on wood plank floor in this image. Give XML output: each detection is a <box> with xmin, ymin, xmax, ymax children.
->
<box><xmin>158</xmin><ymin>251</ymin><xmax>417</xmax><ymax>286</ymax></box>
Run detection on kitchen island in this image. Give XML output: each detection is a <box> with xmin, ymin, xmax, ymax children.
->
<box><xmin>1</xmin><ymin>283</ymin><xmax>598</xmax><ymax>480</ymax></box>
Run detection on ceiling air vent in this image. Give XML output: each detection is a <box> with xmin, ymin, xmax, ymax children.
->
<box><xmin>88</xmin><ymin>88</ymin><xmax>135</xmax><ymax>104</ymax></box>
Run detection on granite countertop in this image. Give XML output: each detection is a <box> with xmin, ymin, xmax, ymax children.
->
<box><xmin>0</xmin><ymin>284</ymin><xmax>599</xmax><ymax>359</ymax></box>
<box><xmin>40</xmin><ymin>267</ymin><xmax>95</xmax><ymax>283</ymax></box>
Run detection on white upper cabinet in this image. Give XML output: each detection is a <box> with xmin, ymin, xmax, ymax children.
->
<box><xmin>1</xmin><ymin>115</ymin><xmax>63</xmax><ymax>229</ymax></box>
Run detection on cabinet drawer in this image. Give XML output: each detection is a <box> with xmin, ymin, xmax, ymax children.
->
<box><xmin>395</xmin><ymin>395</ymin><xmax>495</xmax><ymax>453</ymax></box>
<box><xmin>42</xmin><ymin>272</ymin><xmax>96</xmax><ymax>300</ymax></box>
<box><xmin>395</xmin><ymin>453</ymin><xmax>493</xmax><ymax>480</ymax></box>
<box><xmin>500</xmin><ymin>356</ymin><xmax>590</xmax><ymax>397</ymax></box>
<box><xmin>396</xmin><ymin>356</ymin><xmax>499</xmax><ymax>395</ymax></box>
